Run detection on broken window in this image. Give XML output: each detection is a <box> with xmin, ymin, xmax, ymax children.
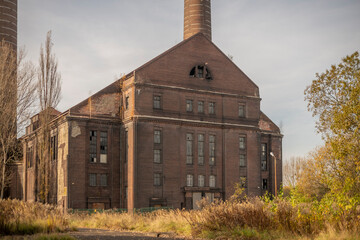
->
<box><xmin>261</xmin><ymin>143</ymin><xmax>267</xmax><ymax>170</ymax></box>
<box><xmin>209</xmin><ymin>135</ymin><xmax>215</xmax><ymax>165</ymax></box>
<box><xmin>50</xmin><ymin>135</ymin><xmax>57</xmax><ymax>161</ymax></box>
<box><xmin>189</xmin><ymin>65</ymin><xmax>212</xmax><ymax>80</ymax></box>
<box><xmin>90</xmin><ymin>131</ymin><xmax>97</xmax><ymax>163</ymax></box>
<box><xmin>198</xmin><ymin>134</ymin><xmax>204</xmax><ymax>165</ymax></box>
<box><xmin>186</xmin><ymin>133</ymin><xmax>193</xmax><ymax>164</ymax></box>
<box><xmin>100</xmin><ymin>131</ymin><xmax>107</xmax><ymax>163</ymax></box>
<box><xmin>262</xmin><ymin>179</ymin><xmax>268</xmax><ymax>190</ymax></box>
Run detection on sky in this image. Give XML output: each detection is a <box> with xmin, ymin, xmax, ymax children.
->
<box><xmin>18</xmin><ymin>0</ymin><xmax>360</xmax><ymax>160</ymax></box>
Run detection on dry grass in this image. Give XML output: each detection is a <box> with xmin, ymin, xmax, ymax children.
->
<box><xmin>0</xmin><ymin>199</ymin><xmax>69</xmax><ymax>236</ymax></box>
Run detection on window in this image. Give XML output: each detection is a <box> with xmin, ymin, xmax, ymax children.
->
<box><xmin>154</xmin><ymin>149</ymin><xmax>161</xmax><ymax>163</ymax></box>
<box><xmin>186</xmin><ymin>174</ymin><xmax>193</xmax><ymax>187</ymax></box>
<box><xmin>125</xmin><ymin>130</ymin><xmax>128</xmax><ymax>163</ymax></box>
<box><xmin>89</xmin><ymin>173</ymin><xmax>97</xmax><ymax>186</ymax></box>
<box><xmin>186</xmin><ymin>99</ymin><xmax>193</xmax><ymax>112</ymax></box>
<box><xmin>262</xmin><ymin>179</ymin><xmax>268</xmax><ymax>190</ymax></box>
<box><xmin>154</xmin><ymin>130</ymin><xmax>161</xmax><ymax>144</ymax></box>
<box><xmin>100</xmin><ymin>174</ymin><xmax>107</xmax><ymax>186</ymax></box>
<box><xmin>186</xmin><ymin>133</ymin><xmax>193</xmax><ymax>164</ymax></box>
<box><xmin>261</xmin><ymin>143</ymin><xmax>267</xmax><ymax>170</ymax></box>
<box><xmin>90</xmin><ymin>131</ymin><xmax>97</xmax><ymax>163</ymax></box>
<box><xmin>50</xmin><ymin>135</ymin><xmax>57</xmax><ymax>161</ymax></box>
<box><xmin>198</xmin><ymin>134</ymin><xmax>204</xmax><ymax>165</ymax></box>
<box><xmin>209</xmin><ymin>102</ymin><xmax>215</xmax><ymax>114</ymax></box>
<box><xmin>198</xmin><ymin>175</ymin><xmax>205</xmax><ymax>187</ymax></box>
<box><xmin>240</xmin><ymin>177</ymin><xmax>247</xmax><ymax>188</ymax></box>
<box><xmin>239</xmin><ymin>154</ymin><xmax>246</xmax><ymax>167</ymax></box>
<box><xmin>153</xmin><ymin>95</ymin><xmax>161</xmax><ymax>109</ymax></box>
<box><xmin>125</xmin><ymin>96</ymin><xmax>129</xmax><ymax>110</ymax></box>
<box><xmin>100</xmin><ymin>131</ymin><xmax>107</xmax><ymax>163</ymax></box>
<box><xmin>26</xmin><ymin>146</ymin><xmax>33</xmax><ymax>168</ymax></box>
<box><xmin>238</xmin><ymin>104</ymin><xmax>245</xmax><ymax>117</ymax></box>
<box><xmin>154</xmin><ymin>173</ymin><xmax>162</xmax><ymax>186</ymax></box>
<box><xmin>189</xmin><ymin>65</ymin><xmax>212</xmax><ymax>80</ymax></box>
<box><xmin>209</xmin><ymin>135</ymin><xmax>215</xmax><ymax>165</ymax></box>
<box><xmin>198</xmin><ymin>101</ymin><xmax>204</xmax><ymax>113</ymax></box>
<box><xmin>209</xmin><ymin>175</ymin><xmax>216</xmax><ymax>188</ymax></box>
<box><xmin>239</xmin><ymin>137</ymin><xmax>245</xmax><ymax>150</ymax></box>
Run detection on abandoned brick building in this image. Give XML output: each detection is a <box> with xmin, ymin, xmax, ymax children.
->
<box><xmin>20</xmin><ymin>0</ymin><xmax>282</xmax><ymax>210</ymax></box>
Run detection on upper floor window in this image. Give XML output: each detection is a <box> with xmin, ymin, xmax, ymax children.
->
<box><xmin>261</xmin><ymin>143</ymin><xmax>267</xmax><ymax>170</ymax></box>
<box><xmin>26</xmin><ymin>146</ymin><xmax>33</xmax><ymax>168</ymax></box>
<box><xmin>154</xmin><ymin>173</ymin><xmax>162</xmax><ymax>186</ymax></box>
<box><xmin>209</xmin><ymin>102</ymin><xmax>215</xmax><ymax>115</ymax></box>
<box><xmin>239</xmin><ymin>154</ymin><xmax>246</xmax><ymax>167</ymax></box>
<box><xmin>125</xmin><ymin>130</ymin><xmax>128</xmax><ymax>163</ymax></box>
<box><xmin>50</xmin><ymin>135</ymin><xmax>58</xmax><ymax>161</ymax></box>
<box><xmin>125</xmin><ymin>96</ymin><xmax>129</xmax><ymax>110</ymax></box>
<box><xmin>198</xmin><ymin>101</ymin><xmax>204</xmax><ymax>113</ymax></box>
<box><xmin>154</xmin><ymin>130</ymin><xmax>161</xmax><ymax>144</ymax></box>
<box><xmin>89</xmin><ymin>131</ymin><xmax>97</xmax><ymax>163</ymax></box>
<box><xmin>89</xmin><ymin>173</ymin><xmax>97</xmax><ymax>186</ymax></box>
<box><xmin>186</xmin><ymin>133</ymin><xmax>193</xmax><ymax>164</ymax></box>
<box><xmin>100</xmin><ymin>174</ymin><xmax>108</xmax><ymax>187</ymax></box>
<box><xmin>198</xmin><ymin>134</ymin><xmax>204</xmax><ymax>165</ymax></box>
<box><xmin>153</xmin><ymin>95</ymin><xmax>161</xmax><ymax>109</ymax></box>
<box><xmin>189</xmin><ymin>65</ymin><xmax>212</xmax><ymax>80</ymax></box>
<box><xmin>209</xmin><ymin>135</ymin><xmax>215</xmax><ymax>165</ymax></box>
<box><xmin>239</xmin><ymin>136</ymin><xmax>246</xmax><ymax>149</ymax></box>
<box><xmin>239</xmin><ymin>104</ymin><xmax>245</xmax><ymax>117</ymax></box>
<box><xmin>186</xmin><ymin>174</ymin><xmax>194</xmax><ymax>187</ymax></box>
<box><xmin>100</xmin><ymin>131</ymin><xmax>108</xmax><ymax>163</ymax></box>
<box><xmin>198</xmin><ymin>175</ymin><xmax>205</xmax><ymax>187</ymax></box>
<box><xmin>209</xmin><ymin>175</ymin><xmax>216</xmax><ymax>188</ymax></box>
<box><xmin>186</xmin><ymin>99</ymin><xmax>193</xmax><ymax>112</ymax></box>
<box><xmin>154</xmin><ymin>149</ymin><xmax>161</xmax><ymax>163</ymax></box>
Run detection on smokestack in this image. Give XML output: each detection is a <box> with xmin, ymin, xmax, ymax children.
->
<box><xmin>0</xmin><ymin>0</ymin><xmax>17</xmax><ymax>49</ymax></box>
<box><xmin>184</xmin><ymin>0</ymin><xmax>211</xmax><ymax>41</ymax></box>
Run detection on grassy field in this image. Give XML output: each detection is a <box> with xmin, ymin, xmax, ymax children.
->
<box><xmin>1</xmin><ymin>198</ymin><xmax>359</xmax><ymax>239</ymax></box>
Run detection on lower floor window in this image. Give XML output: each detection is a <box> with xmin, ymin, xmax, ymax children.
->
<box><xmin>89</xmin><ymin>173</ymin><xmax>96</xmax><ymax>186</ymax></box>
<box><xmin>154</xmin><ymin>173</ymin><xmax>162</xmax><ymax>186</ymax></box>
<box><xmin>186</xmin><ymin>174</ymin><xmax>193</xmax><ymax>187</ymax></box>
<box><xmin>100</xmin><ymin>174</ymin><xmax>108</xmax><ymax>186</ymax></box>
<box><xmin>262</xmin><ymin>179</ymin><xmax>268</xmax><ymax>190</ymax></box>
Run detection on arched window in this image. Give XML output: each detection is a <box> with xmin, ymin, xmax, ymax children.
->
<box><xmin>189</xmin><ymin>65</ymin><xmax>212</xmax><ymax>80</ymax></box>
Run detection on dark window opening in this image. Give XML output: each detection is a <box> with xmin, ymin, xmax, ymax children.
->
<box><xmin>262</xmin><ymin>179</ymin><xmax>268</xmax><ymax>190</ymax></box>
<box><xmin>100</xmin><ymin>131</ymin><xmax>108</xmax><ymax>163</ymax></box>
<box><xmin>90</xmin><ymin>131</ymin><xmax>97</xmax><ymax>163</ymax></box>
<box><xmin>50</xmin><ymin>135</ymin><xmax>57</xmax><ymax>161</ymax></box>
<box><xmin>261</xmin><ymin>143</ymin><xmax>267</xmax><ymax>170</ymax></box>
<box><xmin>89</xmin><ymin>173</ymin><xmax>97</xmax><ymax>186</ymax></box>
<box><xmin>125</xmin><ymin>96</ymin><xmax>129</xmax><ymax>110</ymax></box>
<box><xmin>189</xmin><ymin>65</ymin><xmax>212</xmax><ymax>80</ymax></box>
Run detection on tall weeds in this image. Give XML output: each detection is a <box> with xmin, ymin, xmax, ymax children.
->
<box><xmin>0</xmin><ymin>199</ymin><xmax>68</xmax><ymax>235</ymax></box>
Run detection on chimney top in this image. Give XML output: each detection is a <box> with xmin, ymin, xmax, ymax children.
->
<box><xmin>184</xmin><ymin>0</ymin><xmax>212</xmax><ymax>40</ymax></box>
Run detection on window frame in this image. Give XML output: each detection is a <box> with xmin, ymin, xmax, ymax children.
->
<box><xmin>238</xmin><ymin>103</ymin><xmax>246</xmax><ymax>118</ymax></box>
<box><xmin>198</xmin><ymin>101</ymin><xmax>204</xmax><ymax>113</ymax></box>
<box><xmin>186</xmin><ymin>133</ymin><xmax>193</xmax><ymax>164</ymax></box>
<box><xmin>89</xmin><ymin>130</ymin><xmax>97</xmax><ymax>163</ymax></box>
<box><xmin>209</xmin><ymin>175</ymin><xmax>216</xmax><ymax>188</ymax></box>
<box><xmin>186</xmin><ymin>99</ymin><xmax>193</xmax><ymax>112</ymax></box>
<box><xmin>153</xmin><ymin>95</ymin><xmax>162</xmax><ymax>109</ymax></box>
<box><xmin>186</xmin><ymin>174</ymin><xmax>194</xmax><ymax>187</ymax></box>
<box><xmin>89</xmin><ymin>173</ymin><xmax>97</xmax><ymax>187</ymax></box>
<box><xmin>198</xmin><ymin>175</ymin><xmax>205</xmax><ymax>187</ymax></box>
<box><xmin>209</xmin><ymin>135</ymin><xmax>215</xmax><ymax>166</ymax></box>
<box><xmin>154</xmin><ymin>173</ymin><xmax>162</xmax><ymax>186</ymax></box>
<box><xmin>198</xmin><ymin>133</ymin><xmax>204</xmax><ymax>165</ymax></box>
<box><xmin>154</xmin><ymin>149</ymin><xmax>161</xmax><ymax>163</ymax></box>
<box><xmin>208</xmin><ymin>102</ymin><xmax>215</xmax><ymax>115</ymax></box>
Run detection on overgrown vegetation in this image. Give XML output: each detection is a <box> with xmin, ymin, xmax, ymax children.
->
<box><xmin>0</xmin><ymin>199</ymin><xmax>69</xmax><ymax>236</ymax></box>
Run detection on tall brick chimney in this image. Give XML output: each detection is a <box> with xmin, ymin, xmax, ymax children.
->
<box><xmin>184</xmin><ymin>0</ymin><xmax>211</xmax><ymax>41</ymax></box>
<box><xmin>0</xmin><ymin>0</ymin><xmax>17</xmax><ymax>49</ymax></box>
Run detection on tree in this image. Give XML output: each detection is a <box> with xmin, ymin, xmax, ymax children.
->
<box><xmin>282</xmin><ymin>156</ymin><xmax>306</xmax><ymax>188</ymax></box>
<box><xmin>0</xmin><ymin>40</ymin><xmax>36</xmax><ymax>199</ymax></box>
<box><xmin>304</xmin><ymin>51</ymin><xmax>360</xmax><ymax>198</ymax></box>
<box><xmin>36</xmin><ymin>31</ymin><xmax>61</xmax><ymax>203</ymax></box>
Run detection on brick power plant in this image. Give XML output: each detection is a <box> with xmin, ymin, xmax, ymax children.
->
<box><xmin>6</xmin><ymin>0</ymin><xmax>283</xmax><ymax>210</ymax></box>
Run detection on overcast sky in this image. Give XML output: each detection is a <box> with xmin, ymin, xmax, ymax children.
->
<box><xmin>18</xmin><ymin>0</ymin><xmax>360</xmax><ymax>160</ymax></box>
